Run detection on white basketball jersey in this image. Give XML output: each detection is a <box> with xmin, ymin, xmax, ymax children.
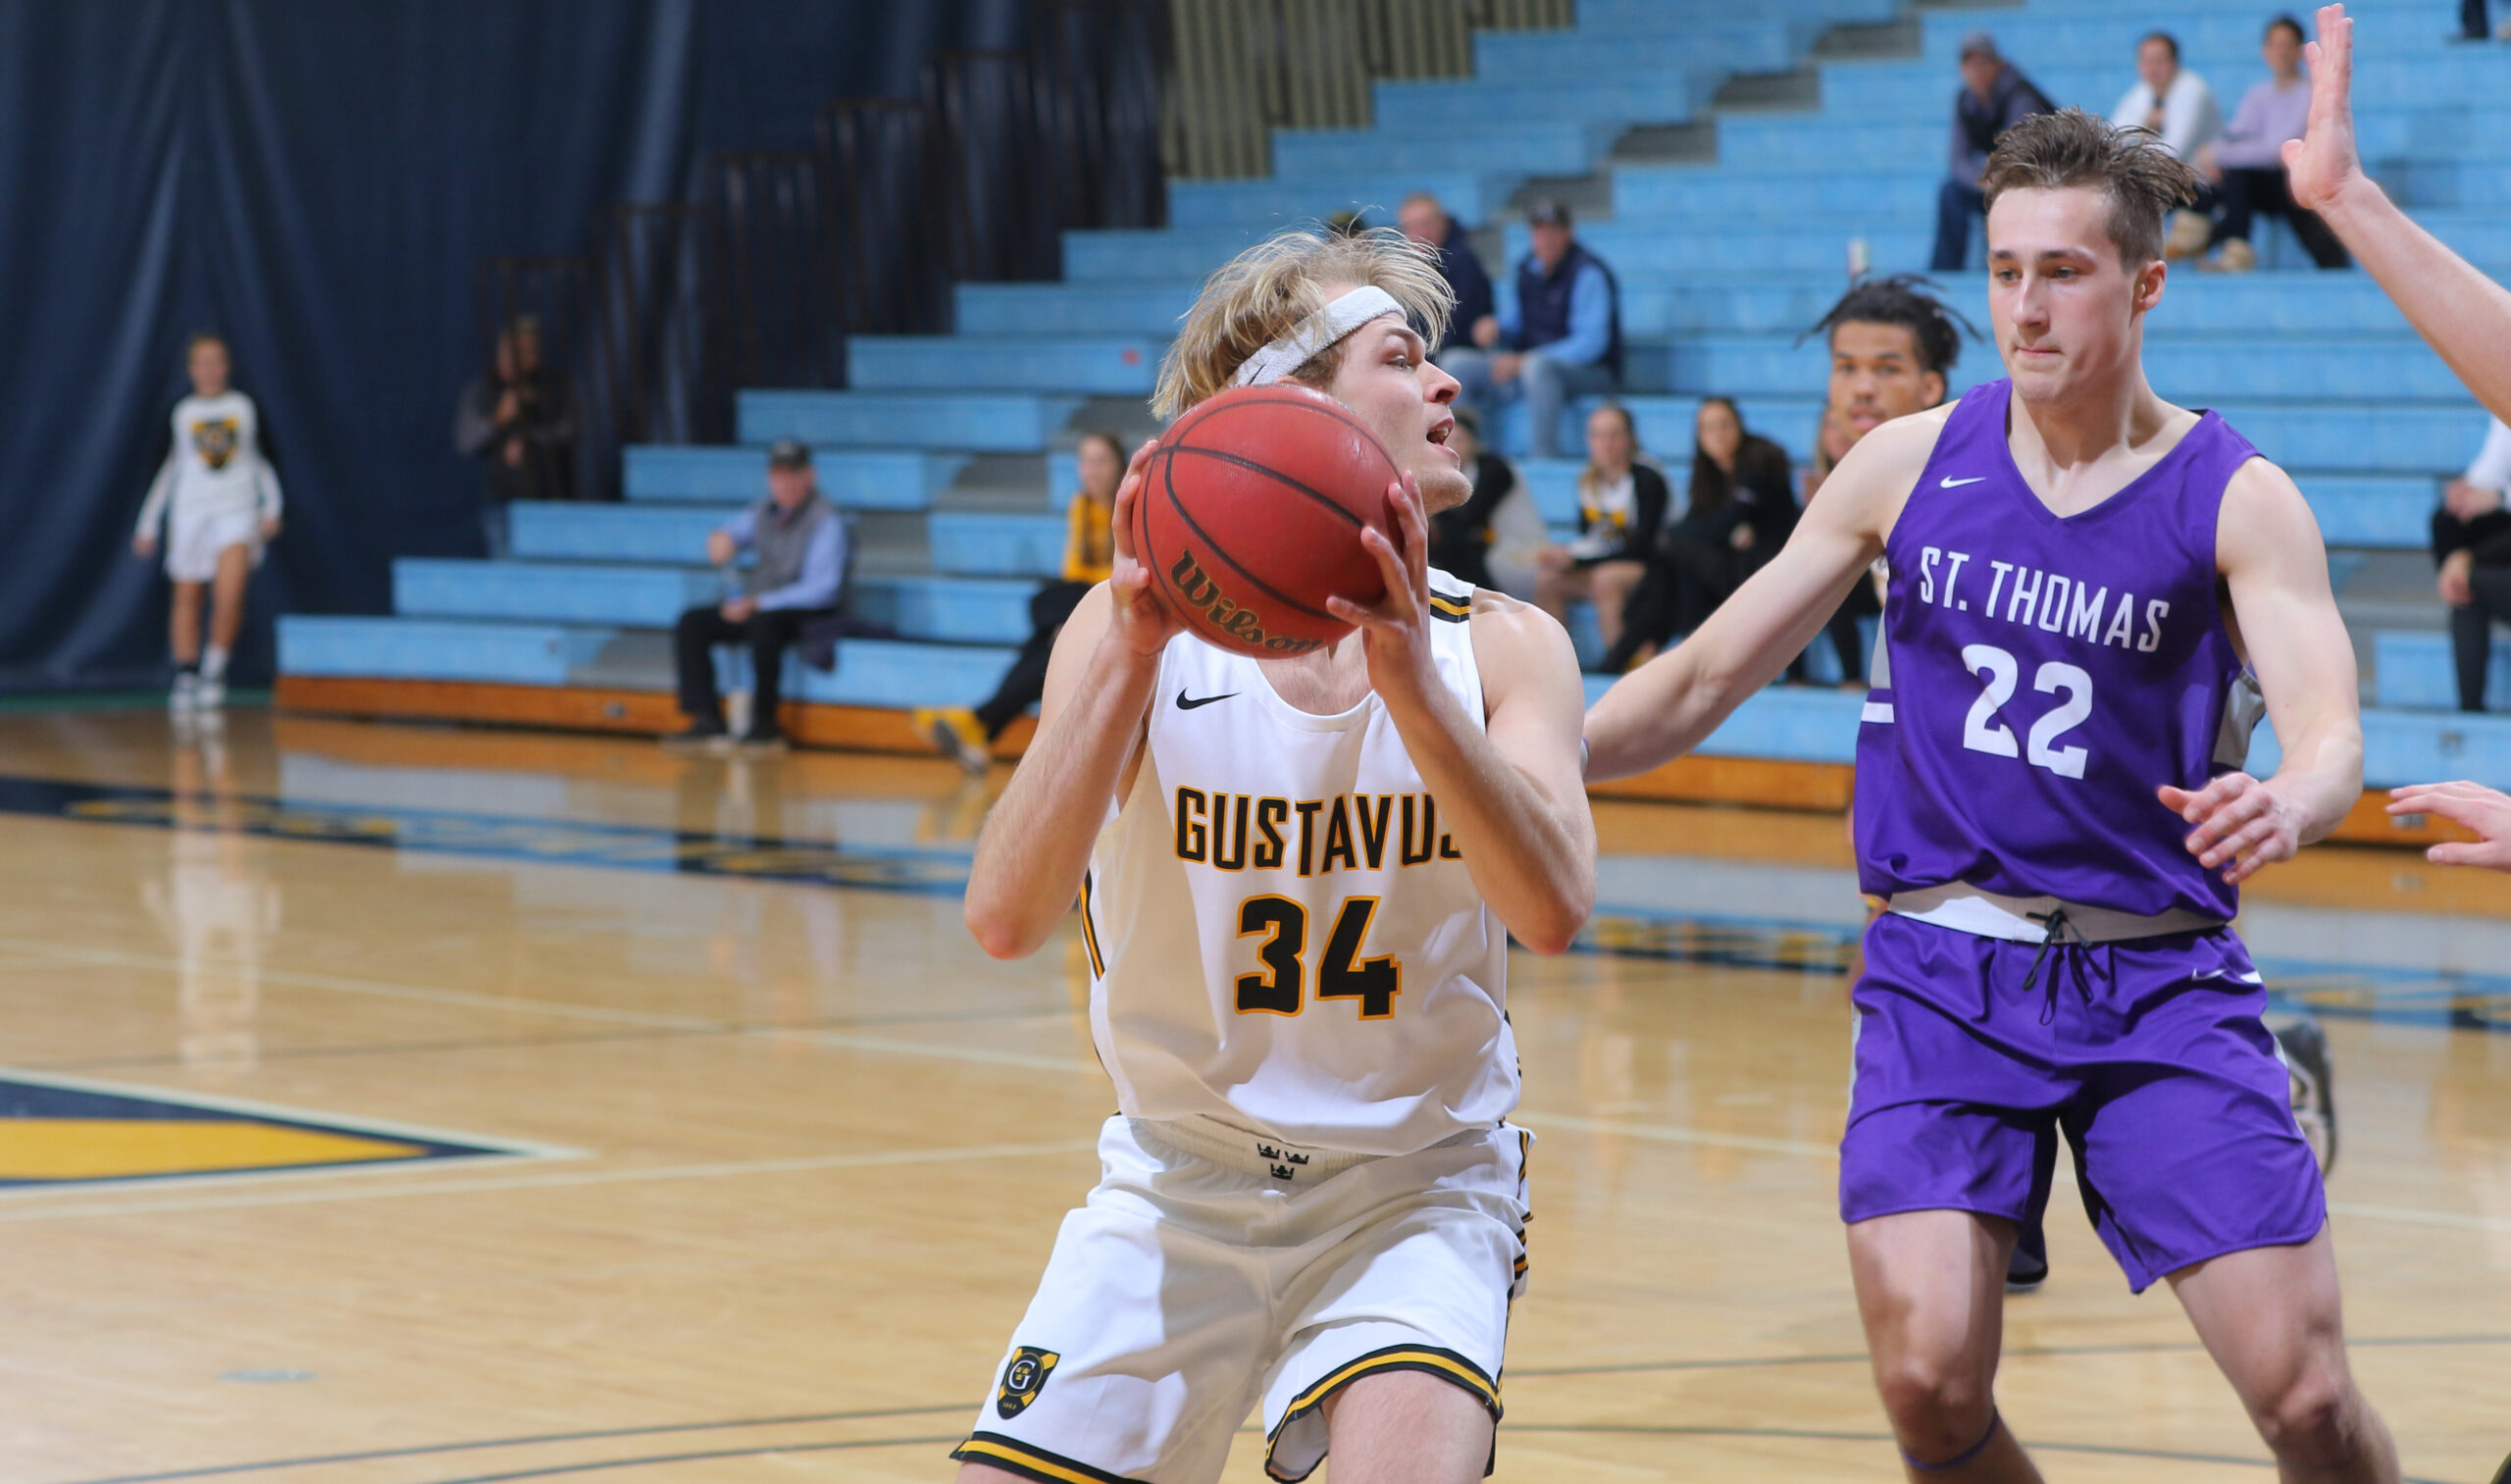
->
<box><xmin>1081</xmin><ymin>575</ymin><xmax>1515</xmax><ymax>1156</ymax></box>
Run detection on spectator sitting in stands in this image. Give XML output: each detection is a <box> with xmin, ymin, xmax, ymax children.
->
<box><xmin>1602</xmin><ymin>397</ymin><xmax>1795</xmax><ymax>674</ymax></box>
<box><xmin>2199</xmin><ymin>15</ymin><xmax>2347</xmax><ymax>272</ymax></box>
<box><xmin>917</xmin><ymin>430</ymin><xmax>1123</xmax><ymax>772</ymax></box>
<box><xmin>1931</xmin><ymin>33</ymin><xmax>2054</xmax><ymax>272</ymax></box>
<box><xmin>1397</xmin><ymin>192</ymin><xmax>1494</xmax><ymax>358</ymax></box>
<box><xmin>1532</xmin><ymin>403</ymin><xmax>1665</xmax><ymax>661</ymax></box>
<box><xmin>2113</xmin><ymin>31</ymin><xmax>2224</xmax><ymax>258</ymax></box>
<box><xmin>1438</xmin><ymin>198</ymin><xmax>1620</xmax><ymax>459</ymax></box>
<box><xmin>1424</xmin><ymin>405</ymin><xmax>1544</xmax><ymax>598</ymax></box>
<box><xmin>669</xmin><ymin>439</ymin><xmax>847</xmax><ymax>750</ymax></box>
<box><xmin>2435</xmin><ymin>415</ymin><xmax>2511</xmax><ymax>711</ymax></box>
<box><xmin>454</xmin><ymin>316</ymin><xmax>577</xmax><ymax>557</ymax></box>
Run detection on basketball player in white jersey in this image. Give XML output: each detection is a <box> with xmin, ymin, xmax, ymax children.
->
<box><xmin>954</xmin><ymin>227</ymin><xmax>1595</xmax><ymax>1484</ymax></box>
<box><xmin>2283</xmin><ymin>3</ymin><xmax>2511</xmax><ymax>875</ymax></box>
<box><xmin>132</xmin><ymin>333</ymin><xmax>283</xmax><ymax>712</ymax></box>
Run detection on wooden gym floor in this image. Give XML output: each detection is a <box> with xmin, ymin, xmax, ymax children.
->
<box><xmin>0</xmin><ymin>706</ymin><xmax>2503</xmax><ymax>1483</ymax></box>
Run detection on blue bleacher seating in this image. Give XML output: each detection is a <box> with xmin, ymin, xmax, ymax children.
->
<box><xmin>283</xmin><ymin>0</ymin><xmax>2511</xmax><ymax>788</ymax></box>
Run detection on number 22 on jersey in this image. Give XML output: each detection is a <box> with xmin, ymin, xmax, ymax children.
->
<box><xmin>1961</xmin><ymin>642</ymin><xmax>2092</xmax><ymax>779</ymax></box>
<box><xmin>1235</xmin><ymin>896</ymin><xmax>1402</xmax><ymax>1019</ymax></box>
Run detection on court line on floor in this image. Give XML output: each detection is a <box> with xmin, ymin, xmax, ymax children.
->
<box><xmin>410</xmin><ymin>1438</ymin><xmax>966</xmax><ymax>1483</ymax></box>
<box><xmin>0</xmin><ymin>1138</ymin><xmax>1101</xmax><ymax>1224</ymax></box>
<box><xmin>54</xmin><ymin>1407</ymin><xmax>970</xmax><ymax>1484</ymax></box>
<box><xmin>11</xmin><ymin>936</ymin><xmax>2503</xmax><ymax>1235</ymax></box>
<box><xmin>1498</xmin><ymin>1425</ymin><xmax>2454</xmax><ymax>1482</ymax></box>
<box><xmin>28</xmin><ymin>1006</ymin><xmax>1083</xmax><ymax>1077</ymax></box>
<box><xmin>371</xmin><ymin>1428</ymin><xmax>2454</xmax><ymax>1484</ymax></box>
<box><xmin>1508</xmin><ymin>1331</ymin><xmax>2511</xmax><ymax>1379</ymax></box>
<box><xmin>59</xmin><ymin>1335</ymin><xmax>2504</xmax><ymax>1484</ymax></box>
<box><xmin>1513</xmin><ymin>1108</ymin><xmax>1838</xmax><ymax>1158</ymax></box>
<box><xmin>0</xmin><ymin>936</ymin><xmax>727</xmax><ymax>1032</ymax></box>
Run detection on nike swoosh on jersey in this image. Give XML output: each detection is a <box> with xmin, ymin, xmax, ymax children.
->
<box><xmin>1939</xmin><ymin>476</ymin><xmax>1987</xmax><ymax>488</ymax></box>
<box><xmin>1176</xmin><ymin>690</ymin><xmax>1238</xmax><ymax>710</ymax></box>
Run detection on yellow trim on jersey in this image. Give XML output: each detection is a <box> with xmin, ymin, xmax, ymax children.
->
<box><xmin>1426</xmin><ymin>590</ymin><xmax>1474</xmax><ymax>622</ymax></box>
<box><xmin>1078</xmin><ymin>872</ymin><xmax>1107</xmax><ymax>979</ymax></box>
<box><xmin>1281</xmin><ymin>1347</ymin><xmax>1500</xmax><ymax>1420</ymax></box>
<box><xmin>951</xmin><ymin>1436</ymin><xmax>1134</xmax><ymax>1484</ymax></box>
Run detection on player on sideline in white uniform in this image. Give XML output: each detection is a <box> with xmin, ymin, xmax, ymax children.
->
<box><xmin>954</xmin><ymin>227</ymin><xmax>1594</xmax><ymax>1484</ymax></box>
<box><xmin>132</xmin><ymin>332</ymin><xmax>283</xmax><ymax>712</ymax></box>
<box><xmin>2281</xmin><ymin>3</ymin><xmax>2511</xmax><ymax>872</ymax></box>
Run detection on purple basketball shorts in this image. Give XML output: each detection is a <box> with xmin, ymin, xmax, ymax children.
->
<box><xmin>1840</xmin><ymin>911</ymin><xmax>2326</xmax><ymax>1292</ymax></box>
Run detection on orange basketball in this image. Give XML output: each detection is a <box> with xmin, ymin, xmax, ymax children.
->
<box><xmin>1132</xmin><ymin>384</ymin><xmax>1400</xmax><ymax>657</ymax></box>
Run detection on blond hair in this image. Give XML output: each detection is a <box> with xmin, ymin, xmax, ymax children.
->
<box><xmin>1151</xmin><ymin>225</ymin><xmax>1455</xmax><ymax>420</ymax></box>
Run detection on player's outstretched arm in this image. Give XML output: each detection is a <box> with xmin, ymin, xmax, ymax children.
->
<box><xmin>2386</xmin><ymin>783</ymin><xmax>2511</xmax><ymax>870</ymax></box>
<box><xmin>2162</xmin><ymin>461</ymin><xmax>2365</xmax><ymax>884</ymax></box>
<box><xmin>1582</xmin><ymin>411</ymin><xmax>1926</xmax><ymax>781</ymax></box>
<box><xmin>964</xmin><ymin>441</ymin><xmax>1177</xmax><ymax>960</ymax></box>
<box><xmin>2286</xmin><ymin>5</ymin><xmax>2511</xmax><ymax>424</ymax></box>
<box><xmin>1329</xmin><ymin>478</ymin><xmax>1596</xmax><ymax>953</ymax></box>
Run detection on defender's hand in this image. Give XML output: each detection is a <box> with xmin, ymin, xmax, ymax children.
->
<box><xmin>132</xmin><ymin>533</ymin><xmax>157</xmax><ymax>559</ymax></box>
<box><xmin>2280</xmin><ymin>6</ymin><xmax>2360</xmax><ymax>214</ymax></box>
<box><xmin>1105</xmin><ymin>437</ymin><xmax>1183</xmax><ymax>659</ymax></box>
<box><xmin>258</xmin><ymin>516</ymin><xmax>282</xmax><ymax>541</ymax></box>
<box><xmin>2388</xmin><ymin>782</ymin><xmax>2511</xmax><ymax>871</ymax></box>
<box><xmin>2160</xmin><ymin>773</ymin><xmax>2303</xmax><ymax>885</ymax></box>
<box><xmin>1328</xmin><ymin>474</ymin><xmax>1441</xmax><ymax>712</ymax></box>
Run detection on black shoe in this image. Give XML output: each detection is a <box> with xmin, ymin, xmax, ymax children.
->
<box><xmin>2273</xmin><ymin>1014</ymin><xmax>2338</xmax><ymax>1176</ymax></box>
<box><xmin>663</xmin><ymin>717</ymin><xmax>729</xmax><ymax>750</ymax></box>
<box><xmin>2006</xmin><ymin>1221</ymin><xmax>2049</xmax><ymax>1294</ymax></box>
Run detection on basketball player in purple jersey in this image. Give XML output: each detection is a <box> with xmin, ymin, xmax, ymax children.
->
<box><xmin>1590</xmin><ymin>110</ymin><xmax>2401</xmax><ymax>1480</ymax></box>
<box><xmin>1808</xmin><ymin>278</ymin><xmax>2341</xmax><ymax>1295</ymax></box>
<box><xmin>2281</xmin><ymin>3</ymin><xmax>2511</xmax><ymax>877</ymax></box>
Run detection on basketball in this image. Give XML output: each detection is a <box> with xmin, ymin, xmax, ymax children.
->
<box><xmin>1133</xmin><ymin>384</ymin><xmax>1401</xmax><ymax>657</ymax></box>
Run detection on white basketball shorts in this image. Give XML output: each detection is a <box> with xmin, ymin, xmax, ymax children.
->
<box><xmin>953</xmin><ymin>1113</ymin><xmax>1531</xmax><ymax>1484</ymax></box>
<box><xmin>165</xmin><ymin>505</ymin><xmax>261</xmax><ymax>583</ymax></box>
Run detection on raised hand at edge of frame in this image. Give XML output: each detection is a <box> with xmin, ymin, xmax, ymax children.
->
<box><xmin>2386</xmin><ymin>781</ymin><xmax>2511</xmax><ymax>871</ymax></box>
<box><xmin>2281</xmin><ymin>5</ymin><xmax>2362</xmax><ymax>215</ymax></box>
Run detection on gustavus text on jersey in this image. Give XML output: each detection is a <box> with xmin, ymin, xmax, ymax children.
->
<box><xmin>1173</xmin><ymin>788</ymin><xmax>1462</xmax><ymax>876</ymax></box>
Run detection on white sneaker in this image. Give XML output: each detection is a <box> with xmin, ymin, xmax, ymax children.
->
<box><xmin>170</xmin><ymin>673</ymin><xmax>200</xmax><ymax>712</ymax></box>
<box><xmin>194</xmin><ymin>677</ymin><xmax>226</xmax><ymax>710</ymax></box>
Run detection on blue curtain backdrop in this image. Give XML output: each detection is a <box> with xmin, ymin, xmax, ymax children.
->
<box><xmin>0</xmin><ymin>0</ymin><xmax>1025</xmax><ymax>691</ymax></box>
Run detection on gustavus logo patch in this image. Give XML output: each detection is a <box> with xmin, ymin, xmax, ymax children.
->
<box><xmin>192</xmin><ymin>418</ymin><xmax>240</xmax><ymax>471</ymax></box>
<box><xmin>995</xmin><ymin>1346</ymin><xmax>1060</xmax><ymax>1419</ymax></box>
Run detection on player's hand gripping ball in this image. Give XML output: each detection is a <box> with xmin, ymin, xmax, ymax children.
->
<box><xmin>1132</xmin><ymin>384</ymin><xmax>1403</xmax><ymax>657</ymax></box>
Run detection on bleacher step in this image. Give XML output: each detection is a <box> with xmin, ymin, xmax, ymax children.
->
<box><xmin>737</xmin><ymin>390</ymin><xmax>1085</xmax><ymax>453</ymax></box>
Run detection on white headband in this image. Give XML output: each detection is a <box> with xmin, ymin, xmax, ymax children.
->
<box><xmin>1230</xmin><ymin>285</ymin><xmax>1406</xmax><ymax>388</ymax></box>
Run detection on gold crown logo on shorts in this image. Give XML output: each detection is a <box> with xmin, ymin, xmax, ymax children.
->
<box><xmin>996</xmin><ymin>1346</ymin><xmax>1060</xmax><ymax>1418</ymax></box>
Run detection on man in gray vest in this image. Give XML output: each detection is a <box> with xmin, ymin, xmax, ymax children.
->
<box><xmin>670</xmin><ymin>438</ymin><xmax>846</xmax><ymax>749</ymax></box>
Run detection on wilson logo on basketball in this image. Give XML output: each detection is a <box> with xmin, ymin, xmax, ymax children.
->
<box><xmin>1168</xmin><ymin>551</ymin><xmax>1325</xmax><ymax>655</ymax></box>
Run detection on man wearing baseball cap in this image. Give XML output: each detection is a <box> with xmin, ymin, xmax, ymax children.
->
<box><xmin>668</xmin><ymin>438</ymin><xmax>848</xmax><ymax>749</ymax></box>
<box><xmin>1436</xmin><ymin>197</ymin><xmax>1622</xmax><ymax>459</ymax></box>
<box><xmin>1932</xmin><ymin>32</ymin><xmax>2054</xmax><ymax>271</ymax></box>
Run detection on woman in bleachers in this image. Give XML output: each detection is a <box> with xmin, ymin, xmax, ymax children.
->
<box><xmin>1601</xmin><ymin>397</ymin><xmax>1793</xmax><ymax>673</ymax></box>
<box><xmin>1532</xmin><ymin>402</ymin><xmax>1666</xmax><ymax>660</ymax></box>
<box><xmin>917</xmin><ymin>429</ymin><xmax>1122</xmax><ymax>773</ymax></box>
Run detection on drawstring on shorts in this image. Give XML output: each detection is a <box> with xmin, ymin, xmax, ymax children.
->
<box><xmin>2019</xmin><ymin>906</ymin><xmax>2114</xmax><ymax>1024</ymax></box>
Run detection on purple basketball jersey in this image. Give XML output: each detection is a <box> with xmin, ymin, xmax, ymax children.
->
<box><xmin>1855</xmin><ymin>380</ymin><xmax>2260</xmax><ymax>919</ymax></box>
